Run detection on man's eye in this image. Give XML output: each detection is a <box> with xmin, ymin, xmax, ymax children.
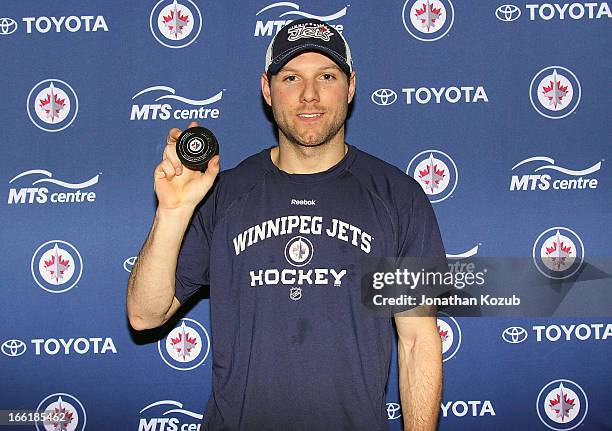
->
<box><xmin>284</xmin><ymin>75</ymin><xmax>298</xmax><ymax>82</ymax></box>
<box><xmin>322</xmin><ymin>73</ymin><xmax>335</xmax><ymax>80</ymax></box>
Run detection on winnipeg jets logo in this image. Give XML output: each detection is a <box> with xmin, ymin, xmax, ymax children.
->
<box><xmin>31</xmin><ymin>240</ymin><xmax>83</xmax><ymax>294</ymax></box>
<box><xmin>285</xmin><ymin>236</ymin><xmax>313</xmax><ymax>267</ymax></box>
<box><xmin>532</xmin><ymin>227</ymin><xmax>584</xmax><ymax>280</ymax></box>
<box><xmin>530</xmin><ymin>66</ymin><xmax>581</xmax><ymax>119</ymax></box>
<box><xmin>437</xmin><ymin>312</ymin><xmax>461</xmax><ymax>362</ymax></box>
<box><xmin>150</xmin><ymin>0</ymin><xmax>202</xmax><ymax>48</ymax></box>
<box><xmin>402</xmin><ymin>0</ymin><xmax>454</xmax><ymax>41</ymax></box>
<box><xmin>158</xmin><ymin>318</ymin><xmax>210</xmax><ymax>371</ymax></box>
<box><xmin>407</xmin><ymin>150</ymin><xmax>458</xmax><ymax>203</ymax></box>
<box><xmin>35</xmin><ymin>393</ymin><xmax>86</xmax><ymax>431</ymax></box>
<box><xmin>27</xmin><ymin>79</ymin><xmax>78</xmax><ymax>132</ymax></box>
<box><xmin>536</xmin><ymin>380</ymin><xmax>588</xmax><ymax>430</ymax></box>
<box><xmin>287</xmin><ymin>23</ymin><xmax>333</xmax><ymax>41</ymax></box>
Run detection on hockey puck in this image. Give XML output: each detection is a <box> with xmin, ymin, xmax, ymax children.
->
<box><xmin>176</xmin><ymin>126</ymin><xmax>219</xmax><ymax>172</ymax></box>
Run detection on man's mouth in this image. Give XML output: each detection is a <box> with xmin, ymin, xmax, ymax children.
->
<box><xmin>298</xmin><ymin>113</ymin><xmax>323</xmax><ymax>118</ymax></box>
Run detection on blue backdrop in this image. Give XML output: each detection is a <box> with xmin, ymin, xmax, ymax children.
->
<box><xmin>1</xmin><ymin>1</ymin><xmax>611</xmax><ymax>430</ymax></box>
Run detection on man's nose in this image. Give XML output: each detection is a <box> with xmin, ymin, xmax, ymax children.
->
<box><xmin>300</xmin><ymin>78</ymin><xmax>320</xmax><ymax>103</ymax></box>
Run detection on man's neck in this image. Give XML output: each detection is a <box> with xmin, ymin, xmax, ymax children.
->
<box><xmin>271</xmin><ymin>135</ymin><xmax>348</xmax><ymax>174</ymax></box>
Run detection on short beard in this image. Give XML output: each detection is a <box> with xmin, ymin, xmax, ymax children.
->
<box><xmin>273</xmin><ymin>106</ymin><xmax>347</xmax><ymax>149</ymax></box>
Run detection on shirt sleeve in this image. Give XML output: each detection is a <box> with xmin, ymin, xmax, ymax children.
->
<box><xmin>392</xmin><ymin>186</ymin><xmax>448</xmax><ymax>315</ymax></box>
<box><xmin>397</xmin><ymin>186</ymin><xmax>446</xmax><ymax>259</ymax></box>
<box><xmin>174</xmin><ymin>189</ymin><xmax>217</xmax><ymax>305</ymax></box>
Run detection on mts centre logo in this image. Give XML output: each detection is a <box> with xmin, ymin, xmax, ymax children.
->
<box><xmin>130</xmin><ymin>85</ymin><xmax>223</xmax><ymax>121</ymax></box>
<box><xmin>530</xmin><ymin>66</ymin><xmax>581</xmax><ymax>119</ymax></box>
<box><xmin>139</xmin><ymin>400</ymin><xmax>203</xmax><ymax>430</ymax></box>
<box><xmin>35</xmin><ymin>393</ymin><xmax>87</xmax><ymax>431</ymax></box>
<box><xmin>150</xmin><ymin>0</ymin><xmax>202</xmax><ymax>48</ymax></box>
<box><xmin>254</xmin><ymin>2</ymin><xmax>348</xmax><ymax>37</ymax></box>
<box><xmin>8</xmin><ymin>169</ymin><xmax>100</xmax><ymax>205</ymax></box>
<box><xmin>536</xmin><ymin>380</ymin><xmax>588</xmax><ymax>430</ymax></box>
<box><xmin>158</xmin><ymin>318</ymin><xmax>210</xmax><ymax>371</ymax></box>
<box><xmin>532</xmin><ymin>227</ymin><xmax>584</xmax><ymax>280</ymax></box>
<box><xmin>402</xmin><ymin>0</ymin><xmax>454</xmax><ymax>41</ymax></box>
<box><xmin>437</xmin><ymin>312</ymin><xmax>461</xmax><ymax>362</ymax></box>
<box><xmin>407</xmin><ymin>150</ymin><xmax>458</xmax><ymax>203</ymax></box>
<box><xmin>510</xmin><ymin>156</ymin><xmax>601</xmax><ymax>192</ymax></box>
<box><xmin>31</xmin><ymin>240</ymin><xmax>83</xmax><ymax>293</ymax></box>
<box><xmin>27</xmin><ymin>79</ymin><xmax>78</xmax><ymax>132</ymax></box>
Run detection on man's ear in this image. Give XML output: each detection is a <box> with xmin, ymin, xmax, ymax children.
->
<box><xmin>261</xmin><ymin>73</ymin><xmax>272</xmax><ymax>107</ymax></box>
<box><xmin>347</xmin><ymin>72</ymin><xmax>356</xmax><ymax>104</ymax></box>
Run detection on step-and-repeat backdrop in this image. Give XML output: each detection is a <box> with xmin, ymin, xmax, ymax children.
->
<box><xmin>1</xmin><ymin>1</ymin><xmax>611</xmax><ymax>430</ymax></box>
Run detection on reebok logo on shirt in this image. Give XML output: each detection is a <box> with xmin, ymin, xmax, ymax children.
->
<box><xmin>291</xmin><ymin>199</ymin><xmax>316</xmax><ymax>206</ymax></box>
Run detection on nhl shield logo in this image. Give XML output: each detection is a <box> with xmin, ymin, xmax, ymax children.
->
<box><xmin>407</xmin><ymin>150</ymin><xmax>458</xmax><ymax>203</ymax></box>
<box><xmin>536</xmin><ymin>379</ymin><xmax>588</xmax><ymax>430</ymax></box>
<box><xmin>402</xmin><ymin>0</ymin><xmax>454</xmax><ymax>41</ymax></box>
<box><xmin>35</xmin><ymin>393</ymin><xmax>87</xmax><ymax>431</ymax></box>
<box><xmin>158</xmin><ymin>318</ymin><xmax>210</xmax><ymax>371</ymax></box>
<box><xmin>150</xmin><ymin>0</ymin><xmax>202</xmax><ymax>48</ymax></box>
<box><xmin>530</xmin><ymin>66</ymin><xmax>581</xmax><ymax>119</ymax></box>
<box><xmin>532</xmin><ymin>227</ymin><xmax>584</xmax><ymax>280</ymax></box>
<box><xmin>31</xmin><ymin>240</ymin><xmax>83</xmax><ymax>294</ymax></box>
<box><xmin>437</xmin><ymin>312</ymin><xmax>461</xmax><ymax>362</ymax></box>
<box><xmin>27</xmin><ymin>79</ymin><xmax>78</xmax><ymax>132</ymax></box>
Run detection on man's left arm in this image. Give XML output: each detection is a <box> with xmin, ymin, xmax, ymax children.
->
<box><xmin>394</xmin><ymin>305</ymin><xmax>442</xmax><ymax>431</ymax></box>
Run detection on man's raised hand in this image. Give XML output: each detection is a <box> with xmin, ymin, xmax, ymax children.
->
<box><xmin>154</xmin><ymin>121</ymin><xmax>220</xmax><ymax>211</ymax></box>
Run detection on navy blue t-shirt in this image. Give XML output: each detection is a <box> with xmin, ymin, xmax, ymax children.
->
<box><xmin>175</xmin><ymin>145</ymin><xmax>445</xmax><ymax>431</ymax></box>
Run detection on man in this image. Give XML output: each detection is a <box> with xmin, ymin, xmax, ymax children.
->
<box><xmin>127</xmin><ymin>18</ymin><xmax>445</xmax><ymax>431</ymax></box>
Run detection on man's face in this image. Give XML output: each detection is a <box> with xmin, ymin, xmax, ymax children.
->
<box><xmin>262</xmin><ymin>52</ymin><xmax>356</xmax><ymax>148</ymax></box>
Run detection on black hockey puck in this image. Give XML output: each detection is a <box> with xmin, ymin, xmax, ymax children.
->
<box><xmin>176</xmin><ymin>126</ymin><xmax>219</xmax><ymax>172</ymax></box>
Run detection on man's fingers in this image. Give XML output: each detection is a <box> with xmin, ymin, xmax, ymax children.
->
<box><xmin>155</xmin><ymin>159</ymin><xmax>177</xmax><ymax>180</ymax></box>
<box><xmin>163</xmin><ymin>144</ymin><xmax>183</xmax><ymax>173</ymax></box>
<box><xmin>166</xmin><ymin>128</ymin><xmax>181</xmax><ymax>146</ymax></box>
<box><xmin>202</xmin><ymin>155</ymin><xmax>220</xmax><ymax>184</ymax></box>
<box><xmin>167</xmin><ymin>122</ymin><xmax>199</xmax><ymax>146</ymax></box>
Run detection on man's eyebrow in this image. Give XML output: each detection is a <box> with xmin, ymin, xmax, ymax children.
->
<box><xmin>279</xmin><ymin>64</ymin><xmax>343</xmax><ymax>73</ymax></box>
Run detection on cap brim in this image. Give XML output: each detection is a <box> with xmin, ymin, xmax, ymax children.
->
<box><xmin>267</xmin><ymin>45</ymin><xmax>351</xmax><ymax>76</ymax></box>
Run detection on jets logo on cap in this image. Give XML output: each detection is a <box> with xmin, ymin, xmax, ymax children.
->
<box><xmin>287</xmin><ymin>22</ymin><xmax>333</xmax><ymax>41</ymax></box>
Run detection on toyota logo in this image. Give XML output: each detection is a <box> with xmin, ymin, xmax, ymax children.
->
<box><xmin>502</xmin><ymin>326</ymin><xmax>528</xmax><ymax>344</ymax></box>
<box><xmin>371</xmin><ymin>89</ymin><xmax>398</xmax><ymax>106</ymax></box>
<box><xmin>0</xmin><ymin>18</ymin><xmax>18</xmax><ymax>35</ymax></box>
<box><xmin>1</xmin><ymin>339</ymin><xmax>27</xmax><ymax>357</ymax></box>
<box><xmin>495</xmin><ymin>5</ymin><xmax>521</xmax><ymax>22</ymax></box>
<box><xmin>386</xmin><ymin>402</ymin><xmax>402</xmax><ymax>420</ymax></box>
